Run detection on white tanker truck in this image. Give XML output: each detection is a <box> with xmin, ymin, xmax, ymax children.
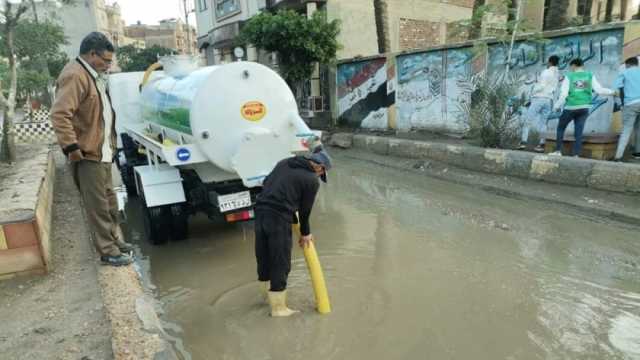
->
<box><xmin>110</xmin><ymin>56</ymin><xmax>320</xmax><ymax>244</ymax></box>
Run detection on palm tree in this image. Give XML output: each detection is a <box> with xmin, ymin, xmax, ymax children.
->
<box><xmin>543</xmin><ymin>0</ymin><xmax>570</xmax><ymax>30</ymax></box>
<box><xmin>468</xmin><ymin>0</ymin><xmax>486</xmax><ymax>40</ymax></box>
<box><xmin>580</xmin><ymin>0</ymin><xmax>594</xmax><ymax>25</ymax></box>
<box><xmin>604</xmin><ymin>0</ymin><xmax>614</xmax><ymax>22</ymax></box>
<box><xmin>373</xmin><ymin>0</ymin><xmax>390</xmax><ymax>53</ymax></box>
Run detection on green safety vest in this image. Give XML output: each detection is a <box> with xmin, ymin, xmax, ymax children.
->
<box><xmin>566</xmin><ymin>71</ymin><xmax>593</xmax><ymax>108</ymax></box>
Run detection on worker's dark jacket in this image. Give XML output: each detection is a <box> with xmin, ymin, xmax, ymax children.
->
<box><xmin>255</xmin><ymin>156</ymin><xmax>320</xmax><ymax>236</ymax></box>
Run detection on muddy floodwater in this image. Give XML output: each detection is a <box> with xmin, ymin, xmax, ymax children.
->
<box><xmin>124</xmin><ymin>152</ymin><xmax>640</xmax><ymax>360</ymax></box>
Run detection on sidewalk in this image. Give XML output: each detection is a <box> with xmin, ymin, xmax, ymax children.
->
<box><xmin>0</xmin><ymin>149</ymin><xmax>113</xmax><ymax>359</ymax></box>
<box><xmin>329</xmin><ymin>133</ymin><xmax>640</xmax><ymax>225</ymax></box>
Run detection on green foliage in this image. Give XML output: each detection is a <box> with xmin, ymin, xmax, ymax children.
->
<box><xmin>117</xmin><ymin>45</ymin><xmax>174</xmax><ymax>72</ymax></box>
<box><xmin>238</xmin><ymin>10</ymin><xmax>340</xmax><ymax>84</ymax></box>
<box><xmin>457</xmin><ymin>72</ymin><xmax>526</xmax><ymax>148</ymax></box>
<box><xmin>0</xmin><ymin>19</ymin><xmax>68</xmax><ymax>103</ymax></box>
<box><xmin>8</xmin><ymin>20</ymin><xmax>67</xmax><ymax>59</ymax></box>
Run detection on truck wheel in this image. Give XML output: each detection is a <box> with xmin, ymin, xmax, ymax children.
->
<box><xmin>142</xmin><ymin>205</ymin><xmax>170</xmax><ymax>245</ymax></box>
<box><xmin>120</xmin><ymin>165</ymin><xmax>138</xmax><ymax>197</ymax></box>
<box><xmin>169</xmin><ymin>204</ymin><xmax>189</xmax><ymax>241</ymax></box>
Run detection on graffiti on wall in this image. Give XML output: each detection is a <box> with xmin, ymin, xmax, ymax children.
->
<box><xmin>337</xmin><ymin>58</ymin><xmax>395</xmax><ymax>128</ymax></box>
<box><xmin>336</xmin><ymin>28</ymin><xmax>625</xmax><ymax>134</ymax></box>
<box><xmin>488</xmin><ymin>29</ymin><xmax>623</xmax><ymax>134</ymax></box>
<box><xmin>395</xmin><ymin>47</ymin><xmax>474</xmax><ymax>131</ymax></box>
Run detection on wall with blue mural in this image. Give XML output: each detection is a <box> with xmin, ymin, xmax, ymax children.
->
<box><xmin>336</xmin><ymin>26</ymin><xmax>626</xmax><ymax>135</ymax></box>
<box><xmin>395</xmin><ymin>47</ymin><xmax>474</xmax><ymax>131</ymax></box>
<box><xmin>488</xmin><ymin>28</ymin><xmax>623</xmax><ymax>134</ymax></box>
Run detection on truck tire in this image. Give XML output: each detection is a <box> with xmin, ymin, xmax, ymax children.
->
<box><xmin>169</xmin><ymin>204</ymin><xmax>189</xmax><ymax>241</ymax></box>
<box><xmin>120</xmin><ymin>164</ymin><xmax>138</xmax><ymax>197</ymax></box>
<box><xmin>142</xmin><ymin>205</ymin><xmax>170</xmax><ymax>245</ymax></box>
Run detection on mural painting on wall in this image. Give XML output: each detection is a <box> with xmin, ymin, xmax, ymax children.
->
<box><xmin>337</xmin><ymin>58</ymin><xmax>395</xmax><ymax>128</ymax></box>
<box><xmin>488</xmin><ymin>29</ymin><xmax>623</xmax><ymax>134</ymax></box>
<box><xmin>395</xmin><ymin>47</ymin><xmax>474</xmax><ymax>132</ymax></box>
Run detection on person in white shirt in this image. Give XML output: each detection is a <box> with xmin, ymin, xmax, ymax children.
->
<box><xmin>550</xmin><ymin>58</ymin><xmax>617</xmax><ymax>157</ymax></box>
<box><xmin>519</xmin><ymin>55</ymin><xmax>560</xmax><ymax>153</ymax></box>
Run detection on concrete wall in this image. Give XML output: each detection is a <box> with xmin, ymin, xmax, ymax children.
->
<box><xmin>326</xmin><ymin>0</ymin><xmax>473</xmax><ymax>60</ymax></box>
<box><xmin>0</xmin><ymin>149</ymin><xmax>55</xmax><ymax>279</ymax></box>
<box><xmin>337</xmin><ymin>57</ymin><xmax>394</xmax><ymax>128</ymax></box>
<box><xmin>326</xmin><ymin>0</ymin><xmax>378</xmax><ymax>60</ymax></box>
<box><xmin>386</xmin><ymin>0</ymin><xmax>472</xmax><ymax>52</ymax></box>
<box><xmin>336</xmin><ymin>23</ymin><xmax>638</xmax><ymax>135</ymax></box>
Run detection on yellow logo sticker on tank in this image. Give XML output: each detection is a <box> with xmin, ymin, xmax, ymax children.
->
<box><xmin>241</xmin><ymin>101</ymin><xmax>267</xmax><ymax>122</ymax></box>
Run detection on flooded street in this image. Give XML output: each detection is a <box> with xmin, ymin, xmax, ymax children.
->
<box><xmin>124</xmin><ymin>152</ymin><xmax>640</xmax><ymax>360</ymax></box>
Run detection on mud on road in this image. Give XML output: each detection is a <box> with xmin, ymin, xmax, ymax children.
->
<box><xmin>126</xmin><ymin>149</ymin><xmax>640</xmax><ymax>360</ymax></box>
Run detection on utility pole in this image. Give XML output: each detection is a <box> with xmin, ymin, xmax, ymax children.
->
<box><xmin>182</xmin><ymin>0</ymin><xmax>194</xmax><ymax>54</ymax></box>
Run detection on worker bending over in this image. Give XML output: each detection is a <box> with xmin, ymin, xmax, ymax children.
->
<box><xmin>254</xmin><ymin>145</ymin><xmax>332</xmax><ymax>317</ymax></box>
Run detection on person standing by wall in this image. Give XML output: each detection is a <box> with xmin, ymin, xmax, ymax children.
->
<box><xmin>51</xmin><ymin>32</ymin><xmax>134</xmax><ymax>267</ymax></box>
<box><xmin>551</xmin><ymin>58</ymin><xmax>617</xmax><ymax>157</ymax></box>
<box><xmin>519</xmin><ymin>55</ymin><xmax>560</xmax><ymax>153</ymax></box>
<box><xmin>613</xmin><ymin>57</ymin><xmax>640</xmax><ymax>161</ymax></box>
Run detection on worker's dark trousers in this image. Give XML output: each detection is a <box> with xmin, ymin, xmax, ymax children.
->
<box><xmin>254</xmin><ymin>210</ymin><xmax>292</xmax><ymax>292</ymax></box>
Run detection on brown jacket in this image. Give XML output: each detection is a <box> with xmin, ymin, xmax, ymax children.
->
<box><xmin>50</xmin><ymin>59</ymin><xmax>116</xmax><ymax>162</ymax></box>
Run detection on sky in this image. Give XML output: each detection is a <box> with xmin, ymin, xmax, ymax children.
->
<box><xmin>108</xmin><ymin>0</ymin><xmax>196</xmax><ymax>26</ymax></box>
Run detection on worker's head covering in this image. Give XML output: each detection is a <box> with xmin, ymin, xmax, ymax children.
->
<box><xmin>306</xmin><ymin>145</ymin><xmax>332</xmax><ymax>183</ymax></box>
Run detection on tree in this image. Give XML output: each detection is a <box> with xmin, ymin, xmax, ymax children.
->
<box><xmin>238</xmin><ymin>10</ymin><xmax>340</xmax><ymax>86</ymax></box>
<box><xmin>373</xmin><ymin>0</ymin><xmax>389</xmax><ymax>53</ymax></box>
<box><xmin>604</xmin><ymin>0</ymin><xmax>614</xmax><ymax>22</ymax></box>
<box><xmin>0</xmin><ymin>0</ymin><xmax>69</xmax><ymax>163</ymax></box>
<box><xmin>544</xmin><ymin>0</ymin><xmax>570</xmax><ymax>30</ymax></box>
<box><xmin>468</xmin><ymin>0</ymin><xmax>486</xmax><ymax>39</ymax></box>
<box><xmin>581</xmin><ymin>0</ymin><xmax>594</xmax><ymax>25</ymax></box>
<box><xmin>0</xmin><ymin>1</ymin><xmax>29</xmax><ymax>163</ymax></box>
<box><xmin>117</xmin><ymin>44</ymin><xmax>174</xmax><ymax>72</ymax></box>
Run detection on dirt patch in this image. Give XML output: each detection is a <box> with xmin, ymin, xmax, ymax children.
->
<box><xmin>0</xmin><ymin>149</ymin><xmax>113</xmax><ymax>359</ymax></box>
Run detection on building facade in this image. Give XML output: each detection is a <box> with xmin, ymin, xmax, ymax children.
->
<box><xmin>195</xmin><ymin>0</ymin><xmax>266</xmax><ymax>65</ymax></box>
<box><xmin>125</xmin><ymin>18</ymin><xmax>197</xmax><ymax>54</ymax></box>
<box><xmin>33</xmin><ymin>0</ymin><xmax>110</xmax><ymax>59</ymax></box>
<box><xmin>195</xmin><ymin>0</ymin><xmax>479</xmax><ymax>63</ymax></box>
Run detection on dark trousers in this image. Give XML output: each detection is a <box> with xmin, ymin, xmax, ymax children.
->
<box><xmin>255</xmin><ymin>210</ymin><xmax>292</xmax><ymax>292</ymax></box>
<box><xmin>556</xmin><ymin>108</ymin><xmax>589</xmax><ymax>156</ymax></box>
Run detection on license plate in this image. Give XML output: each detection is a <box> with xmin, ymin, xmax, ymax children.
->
<box><xmin>218</xmin><ymin>191</ymin><xmax>251</xmax><ymax>212</ymax></box>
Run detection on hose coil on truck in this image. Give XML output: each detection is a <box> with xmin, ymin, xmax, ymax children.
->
<box><xmin>115</xmin><ymin>55</ymin><xmax>319</xmax><ymax>244</ymax></box>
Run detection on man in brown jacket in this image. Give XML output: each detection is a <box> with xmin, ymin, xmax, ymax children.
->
<box><xmin>51</xmin><ymin>32</ymin><xmax>133</xmax><ymax>266</ymax></box>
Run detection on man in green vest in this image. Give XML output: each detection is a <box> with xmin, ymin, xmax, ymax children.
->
<box><xmin>552</xmin><ymin>58</ymin><xmax>617</xmax><ymax>157</ymax></box>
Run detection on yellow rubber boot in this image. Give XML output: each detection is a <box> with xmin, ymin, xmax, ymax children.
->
<box><xmin>267</xmin><ymin>291</ymin><xmax>300</xmax><ymax>317</ymax></box>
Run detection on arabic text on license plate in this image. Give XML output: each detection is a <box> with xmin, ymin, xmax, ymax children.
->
<box><xmin>218</xmin><ymin>191</ymin><xmax>251</xmax><ymax>212</ymax></box>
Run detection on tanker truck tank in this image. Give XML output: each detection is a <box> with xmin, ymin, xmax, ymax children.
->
<box><xmin>116</xmin><ymin>55</ymin><xmax>322</xmax><ymax>244</ymax></box>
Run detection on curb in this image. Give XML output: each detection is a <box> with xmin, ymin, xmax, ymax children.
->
<box><xmin>332</xmin><ymin>133</ymin><xmax>640</xmax><ymax>194</ymax></box>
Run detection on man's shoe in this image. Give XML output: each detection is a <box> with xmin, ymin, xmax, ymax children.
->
<box><xmin>632</xmin><ymin>153</ymin><xmax>640</xmax><ymax>159</ymax></box>
<box><xmin>100</xmin><ymin>253</ymin><xmax>133</xmax><ymax>267</ymax></box>
<box><xmin>533</xmin><ymin>145</ymin><xmax>545</xmax><ymax>153</ymax></box>
<box><xmin>548</xmin><ymin>151</ymin><xmax>562</xmax><ymax>157</ymax></box>
<box><xmin>517</xmin><ymin>143</ymin><xmax>526</xmax><ymax>150</ymax></box>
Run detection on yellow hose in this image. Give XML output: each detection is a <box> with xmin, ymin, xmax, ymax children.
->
<box><xmin>293</xmin><ymin>221</ymin><xmax>331</xmax><ymax>314</ymax></box>
<box><xmin>139</xmin><ymin>62</ymin><xmax>162</xmax><ymax>91</ymax></box>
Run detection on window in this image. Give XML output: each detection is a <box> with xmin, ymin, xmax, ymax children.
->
<box><xmin>197</xmin><ymin>0</ymin><xmax>208</xmax><ymax>12</ymax></box>
<box><xmin>215</xmin><ymin>0</ymin><xmax>241</xmax><ymax>19</ymax></box>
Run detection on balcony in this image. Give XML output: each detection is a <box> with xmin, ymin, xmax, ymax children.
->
<box><xmin>266</xmin><ymin>0</ymin><xmax>326</xmax><ymax>11</ymax></box>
